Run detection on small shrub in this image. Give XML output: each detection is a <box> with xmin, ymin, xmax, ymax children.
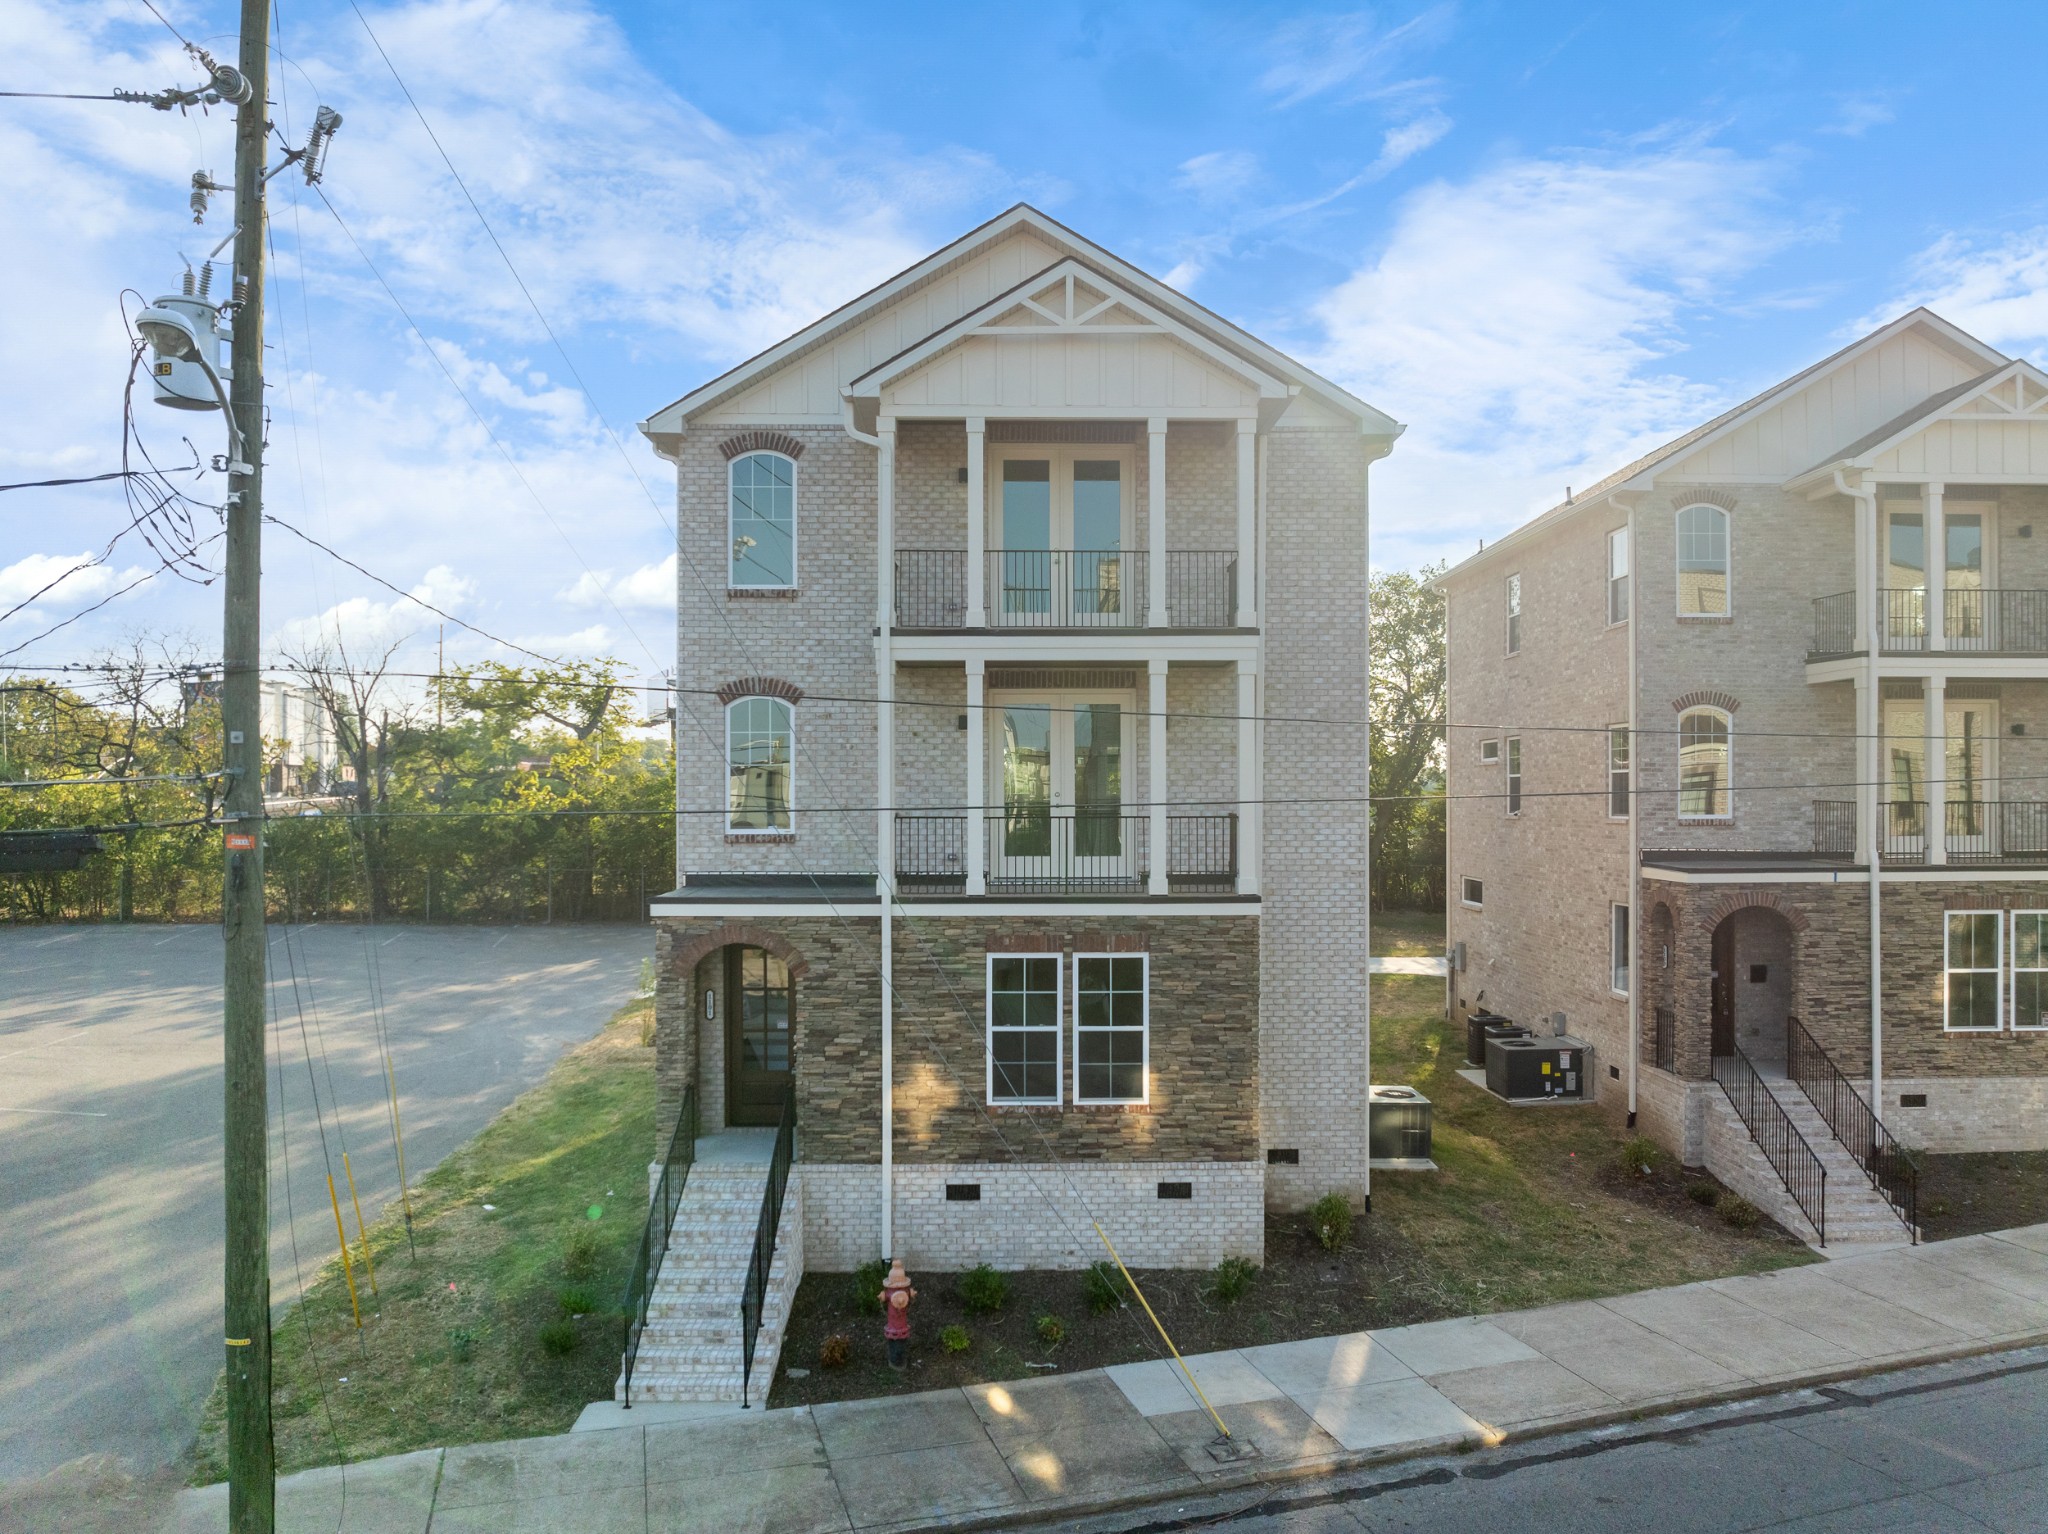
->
<box><xmin>557</xmin><ymin>1285</ymin><xmax>597</xmax><ymax>1318</ymax></box>
<box><xmin>956</xmin><ymin>1263</ymin><xmax>1011</xmax><ymax>1314</ymax></box>
<box><xmin>638</xmin><ymin>1008</ymin><xmax>657</xmax><ymax>1048</ymax></box>
<box><xmin>1209</xmin><ymin>1256</ymin><xmax>1258</xmax><ymax>1305</ymax></box>
<box><xmin>561</xmin><ymin>1230</ymin><xmax>601</xmax><ymax>1283</ymax></box>
<box><xmin>1309</xmin><ymin>1192</ymin><xmax>1353</xmax><ymax>1252</ymax></box>
<box><xmin>1923</xmin><ymin>1196</ymin><xmax>1951</xmax><ymax>1218</ymax></box>
<box><xmin>1035</xmin><ymin>1312</ymin><xmax>1066</xmax><ymax>1345</ymax></box>
<box><xmin>1083</xmin><ymin>1261</ymin><xmax>1127</xmax><ymax>1313</ymax></box>
<box><xmin>1715</xmin><ymin>1193</ymin><xmax>1762</xmax><ymax>1230</ymax></box>
<box><xmin>851</xmin><ymin>1258</ymin><xmax>888</xmax><ymax>1316</ymax></box>
<box><xmin>538</xmin><ymin>1318</ymin><xmax>578</xmax><ymax>1356</ymax></box>
<box><xmin>939</xmin><ymin>1324</ymin><xmax>972</xmax><ymax>1354</ymax></box>
<box><xmin>448</xmin><ymin>1326</ymin><xmax>477</xmax><ymax>1362</ymax></box>
<box><xmin>638</xmin><ymin>956</ymin><xmax>657</xmax><ymax>998</ymax></box>
<box><xmin>818</xmin><ymin>1332</ymin><xmax>851</xmax><ymax>1369</ymax></box>
<box><xmin>1686</xmin><ymin>1182</ymin><xmax>1719</xmax><ymax>1207</ymax></box>
<box><xmin>1616</xmin><ymin>1136</ymin><xmax>1661</xmax><ymax>1178</ymax></box>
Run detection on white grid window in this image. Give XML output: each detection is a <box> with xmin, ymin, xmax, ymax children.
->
<box><xmin>726</xmin><ymin>697</ymin><xmax>793</xmax><ymax>831</ymax></box>
<box><xmin>1607</xmin><ymin>527</ymin><xmax>1630</xmax><ymax>625</ymax></box>
<box><xmin>1505</xmin><ymin>736</ymin><xmax>1522</xmax><ymax>815</ymax></box>
<box><xmin>1677</xmin><ymin>504</ymin><xmax>1730</xmax><ymax>616</ymax></box>
<box><xmin>729</xmin><ymin>452</ymin><xmax>797</xmax><ymax>587</ymax></box>
<box><xmin>1678</xmin><ymin>709</ymin><xmax>1730</xmax><ymax>820</ymax></box>
<box><xmin>1611</xmin><ymin>904</ymin><xmax>1630</xmax><ymax>996</ymax></box>
<box><xmin>1945</xmin><ymin>912</ymin><xmax>2002</xmax><ymax>1032</ymax></box>
<box><xmin>1479</xmin><ymin>738</ymin><xmax>1500</xmax><ymax>763</ymax></box>
<box><xmin>2011</xmin><ymin>912</ymin><xmax>2048</xmax><ymax>1032</ymax></box>
<box><xmin>1073</xmin><ymin>954</ymin><xmax>1148</xmax><ymax>1104</ymax></box>
<box><xmin>988</xmin><ymin>954</ymin><xmax>1062</xmax><ymax>1103</ymax></box>
<box><xmin>1505</xmin><ymin>573</ymin><xmax>1522</xmax><ymax>654</ymax></box>
<box><xmin>1609</xmin><ymin>725</ymin><xmax>1630</xmax><ymax>819</ymax></box>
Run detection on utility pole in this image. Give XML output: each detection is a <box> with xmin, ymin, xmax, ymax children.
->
<box><xmin>221</xmin><ymin>1</ymin><xmax>274</xmax><ymax>1528</ymax></box>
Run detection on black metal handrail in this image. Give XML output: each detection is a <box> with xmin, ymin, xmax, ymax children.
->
<box><xmin>619</xmin><ymin>1082</ymin><xmax>696</xmax><ymax>1407</ymax></box>
<box><xmin>894</xmin><ymin>814</ymin><xmax>966</xmax><ymax>893</ymax></box>
<box><xmin>739</xmin><ymin>1080</ymin><xmax>795</xmax><ymax>1408</ymax></box>
<box><xmin>985</xmin><ymin>810</ymin><xmax>1150</xmax><ymax>893</ymax></box>
<box><xmin>1883</xmin><ymin>800</ymin><xmax>1926</xmax><ymax>864</ymax></box>
<box><xmin>1652</xmin><ymin>1006</ymin><xmax>1676</xmax><ymax>1073</ymax></box>
<box><xmin>1944</xmin><ymin>800</ymin><xmax>2048</xmax><ymax>863</ymax></box>
<box><xmin>1881</xmin><ymin>587</ymin><xmax>1927</xmax><ymax>650</ymax></box>
<box><xmin>1786</xmin><ymin>1017</ymin><xmax>1917</xmax><ymax>1242</ymax></box>
<box><xmin>1167</xmin><ymin>812</ymin><xmax>1238</xmax><ymax>893</ymax></box>
<box><xmin>890</xmin><ymin>549</ymin><xmax>1244</xmax><ymax>629</ymax></box>
<box><xmin>894</xmin><ymin>549</ymin><xmax>967</xmax><ymax>628</ymax></box>
<box><xmin>1163</xmin><ymin>551</ymin><xmax>1239</xmax><ymax>627</ymax></box>
<box><xmin>1810</xmin><ymin>591</ymin><xmax>1856</xmax><ymax>655</ymax></box>
<box><xmin>1812</xmin><ymin>799</ymin><xmax>1856</xmax><ymax>859</ymax></box>
<box><xmin>1711</xmin><ymin>1044</ymin><xmax>1827</xmax><ymax>1246</ymax></box>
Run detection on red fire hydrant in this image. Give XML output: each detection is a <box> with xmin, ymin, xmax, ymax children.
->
<box><xmin>881</xmin><ymin>1257</ymin><xmax>916</xmax><ymax>1370</ymax></box>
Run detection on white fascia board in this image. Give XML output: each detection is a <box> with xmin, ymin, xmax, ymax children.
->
<box><xmin>647</xmin><ymin>899</ymin><xmax>1261</xmax><ymax>918</ymax></box>
<box><xmin>1812</xmin><ymin>655</ymin><xmax>2048</xmax><ymax>685</ymax></box>
<box><xmin>846</xmin><ymin>258</ymin><xmax>1289</xmax><ymax>401</ymax></box>
<box><xmin>1640</xmin><ymin>866</ymin><xmax>1866</xmax><ymax>885</ymax></box>
<box><xmin>889</xmin><ymin>632</ymin><xmax>1260</xmax><ymax>664</ymax></box>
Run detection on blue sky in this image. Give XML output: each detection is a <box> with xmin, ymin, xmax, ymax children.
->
<box><xmin>6</xmin><ymin>0</ymin><xmax>2048</xmax><ymax>684</ymax></box>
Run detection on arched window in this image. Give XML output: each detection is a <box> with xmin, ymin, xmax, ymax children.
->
<box><xmin>726</xmin><ymin>696</ymin><xmax>793</xmax><ymax>831</ymax></box>
<box><xmin>1677</xmin><ymin>708</ymin><xmax>1731</xmax><ymax>819</ymax></box>
<box><xmin>1676</xmin><ymin>504</ymin><xmax>1730</xmax><ymax>616</ymax></box>
<box><xmin>729</xmin><ymin>452</ymin><xmax>796</xmax><ymax>587</ymax></box>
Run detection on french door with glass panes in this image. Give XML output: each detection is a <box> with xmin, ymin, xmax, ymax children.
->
<box><xmin>989</xmin><ymin>447</ymin><xmax>1136</xmax><ymax>626</ymax></box>
<box><xmin>989</xmin><ymin>692</ymin><xmax>1135</xmax><ymax>889</ymax></box>
<box><xmin>1883</xmin><ymin>696</ymin><xmax>1998</xmax><ymax>858</ymax></box>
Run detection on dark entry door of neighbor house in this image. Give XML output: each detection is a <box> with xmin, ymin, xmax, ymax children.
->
<box><xmin>726</xmin><ymin>946</ymin><xmax>792</xmax><ymax>1126</ymax></box>
<box><xmin>1709</xmin><ymin>920</ymin><xmax>1735</xmax><ymax>1059</ymax></box>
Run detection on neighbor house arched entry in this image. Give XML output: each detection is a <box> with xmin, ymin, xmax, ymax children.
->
<box><xmin>1708</xmin><ymin>905</ymin><xmax>1797</xmax><ymax>1068</ymax></box>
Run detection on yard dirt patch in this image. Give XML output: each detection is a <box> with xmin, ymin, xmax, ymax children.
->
<box><xmin>1917</xmin><ymin>1150</ymin><xmax>2048</xmax><ymax>1241</ymax></box>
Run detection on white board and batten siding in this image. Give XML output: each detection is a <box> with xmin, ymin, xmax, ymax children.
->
<box><xmin>882</xmin><ymin>332</ymin><xmax>1262</xmax><ymax>416</ymax></box>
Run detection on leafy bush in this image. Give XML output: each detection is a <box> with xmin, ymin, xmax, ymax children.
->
<box><xmin>557</xmin><ymin>1285</ymin><xmax>598</xmax><ymax>1318</ymax></box>
<box><xmin>851</xmin><ymin>1258</ymin><xmax>888</xmax><ymax>1316</ymax></box>
<box><xmin>956</xmin><ymin>1263</ymin><xmax>1011</xmax><ymax>1314</ymax></box>
<box><xmin>1686</xmin><ymin>1182</ymin><xmax>1719</xmax><ymax>1206</ymax></box>
<box><xmin>1083</xmin><ymin>1261</ymin><xmax>1127</xmax><ymax>1314</ymax></box>
<box><xmin>561</xmin><ymin>1230</ymin><xmax>601</xmax><ymax>1283</ymax></box>
<box><xmin>1715</xmin><ymin>1193</ymin><xmax>1762</xmax><ymax>1230</ymax></box>
<box><xmin>538</xmin><ymin>1318</ymin><xmax>579</xmax><ymax>1356</ymax></box>
<box><xmin>1617</xmin><ymin>1136</ymin><xmax>1661</xmax><ymax>1178</ymax></box>
<box><xmin>819</xmin><ymin>1332</ymin><xmax>851</xmax><ymax>1368</ymax></box>
<box><xmin>939</xmin><ymin>1324</ymin><xmax>972</xmax><ymax>1354</ymax></box>
<box><xmin>1209</xmin><ymin>1256</ymin><xmax>1258</xmax><ymax>1305</ymax></box>
<box><xmin>1310</xmin><ymin>1192</ymin><xmax>1353</xmax><ymax>1252</ymax></box>
<box><xmin>448</xmin><ymin>1326</ymin><xmax>477</xmax><ymax>1362</ymax></box>
<box><xmin>1035</xmin><ymin>1313</ymin><xmax>1066</xmax><ymax>1345</ymax></box>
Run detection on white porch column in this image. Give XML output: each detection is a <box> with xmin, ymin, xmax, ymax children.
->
<box><xmin>1926</xmin><ymin>675</ymin><xmax>1948</xmax><ymax>865</ymax></box>
<box><xmin>1235</xmin><ymin>419</ymin><xmax>1257</xmax><ymax>629</ymax></box>
<box><xmin>965</xmin><ymin>659</ymin><xmax>986</xmax><ymax>896</ymax></box>
<box><xmin>1855</xmin><ymin>674</ymin><xmax>1878</xmax><ymax>864</ymax></box>
<box><xmin>1927</xmin><ymin>481</ymin><xmax>1947</xmax><ymax>652</ymax></box>
<box><xmin>1237</xmin><ymin>661</ymin><xmax>1260</xmax><ymax>895</ymax></box>
<box><xmin>875</xmin><ymin>419</ymin><xmax>896</xmax><ymax>1261</ymax></box>
<box><xmin>965</xmin><ymin>417</ymin><xmax>985</xmax><ymax>627</ymax></box>
<box><xmin>1854</xmin><ymin>488</ymin><xmax>1875</xmax><ymax>651</ymax></box>
<box><xmin>1147</xmin><ymin>418</ymin><xmax>1168</xmax><ymax>627</ymax></box>
<box><xmin>1148</xmin><ymin>659</ymin><xmax>1168</xmax><ymax>895</ymax></box>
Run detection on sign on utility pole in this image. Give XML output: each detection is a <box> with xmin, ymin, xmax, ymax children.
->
<box><xmin>222</xmin><ymin>2</ymin><xmax>273</xmax><ymax>1527</ymax></box>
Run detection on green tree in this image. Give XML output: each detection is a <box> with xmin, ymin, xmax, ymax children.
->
<box><xmin>1370</xmin><ymin>563</ymin><xmax>1446</xmax><ymax>911</ymax></box>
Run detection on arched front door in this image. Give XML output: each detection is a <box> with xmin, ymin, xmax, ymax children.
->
<box><xmin>725</xmin><ymin>945</ymin><xmax>792</xmax><ymax>1126</ymax></box>
<box><xmin>1709</xmin><ymin>907</ymin><xmax>1797</xmax><ymax>1067</ymax></box>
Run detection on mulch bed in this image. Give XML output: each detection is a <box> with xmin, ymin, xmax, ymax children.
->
<box><xmin>1916</xmin><ymin>1150</ymin><xmax>2048</xmax><ymax>1241</ymax></box>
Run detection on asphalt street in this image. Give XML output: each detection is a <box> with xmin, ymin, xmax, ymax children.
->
<box><xmin>0</xmin><ymin>921</ymin><xmax>652</xmax><ymax>1488</ymax></box>
<box><xmin>1049</xmin><ymin>1349</ymin><xmax>2048</xmax><ymax>1534</ymax></box>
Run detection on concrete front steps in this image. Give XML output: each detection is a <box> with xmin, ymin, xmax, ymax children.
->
<box><xmin>615</xmin><ymin>1159</ymin><xmax>804</xmax><ymax>1406</ymax></box>
<box><xmin>1701</xmin><ymin>1076</ymin><xmax>1914</xmax><ymax>1252</ymax></box>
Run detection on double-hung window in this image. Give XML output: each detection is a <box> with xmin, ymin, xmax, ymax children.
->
<box><xmin>2012</xmin><ymin>912</ymin><xmax>2048</xmax><ymax>1032</ymax></box>
<box><xmin>1505</xmin><ymin>736</ymin><xmax>1522</xmax><ymax>815</ymax></box>
<box><xmin>1608</xmin><ymin>725</ymin><xmax>1630</xmax><ymax>819</ymax></box>
<box><xmin>1676</xmin><ymin>505</ymin><xmax>1730</xmax><ymax>616</ymax></box>
<box><xmin>1607</xmin><ymin>527</ymin><xmax>1630</xmax><ymax>624</ymax></box>
<box><xmin>726</xmin><ymin>696</ymin><xmax>793</xmax><ymax>831</ymax></box>
<box><xmin>1505</xmin><ymin>573</ymin><xmax>1522</xmax><ymax>655</ymax></box>
<box><xmin>1677</xmin><ymin>709</ymin><xmax>1730</xmax><ymax>820</ymax></box>
<box><xmin>1074</xmin><ymin>954</ymin><xmax>1148</xmax><ymax>1104</ymax></box>
<box><xmin>729</xmin><ymin>452</ymin><xmax>796</xmax><ymax>588</ymax></box>
<box><xmin>1610</xmin><ymin>904</ymin><xmax>1630</xmax><ymax>996</ymax></box>
<box><xmin>988</xmin><ymin>954</ymin><xmax>1062</xmax><ymax>1103</ymax></box>
<box><xmin>1944</xmin><ymin>912</ymin><xmax>2002</xmax><ymax>1032</ymax></box>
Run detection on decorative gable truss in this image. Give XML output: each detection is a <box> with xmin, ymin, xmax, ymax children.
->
<box><xmin>1849</xmin><ymin>360</ymin><xmax>2048</xmax><ymax>481</ymax></box>
<box><xmin>1949</xmin><ymin>368</ymin><xmax>2048</xmax><ymax>420</ymax></box>
<box><xmin>845</xmin><ymin>258</ymin><xmax>1291</xmax><ymax>421</ymax></box>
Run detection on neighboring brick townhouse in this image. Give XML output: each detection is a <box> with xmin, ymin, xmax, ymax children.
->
<box><xmin>618</xmin><ymin>205</ymin><xmax>1400</xmax><ymax>1403</ymax></box>
<box><xmin>1443</xmin><ymin>308</ymin><xmax>2048</xmax><ymax>1250</ymax></box>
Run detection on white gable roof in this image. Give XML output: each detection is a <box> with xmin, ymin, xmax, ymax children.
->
<box><xmin>639</xmin><ymin>204</ymin><xmax>1399</xmax><ymax>441</ymax></box>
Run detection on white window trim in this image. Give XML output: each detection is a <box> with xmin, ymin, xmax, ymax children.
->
<box><xmin>1676</xmin><ymin>707</ymin><xmax>1732</xmax><ymax>822</ymax></box>
<box><xmin>1610</xmin><ymin>903</ymin><xmax>1630</xmax><ymax>997</ymax></box>
<box><xmin>1071</xmin><ymin>951</ymin><xmax>1149</xmax><ymax>1106</ymax></box>
<box><xmin>1479</xmin><ymin>738</ymin><xmax>1500</xmax><ymax>763</ymax></box>
<box><xmin>1944</xmin><ymin>910</ymin><xmax>2003</xmax><ymax>1033</ymax></box>
<box><xmin>1606</xmin><ymin>526</ymin><xmax>1630</xmax><ymax>627</ymax></box>
<box><xmin>1608</xmin><ymin>724</ymin><xmax>1631</xmax><ymax>821</ymax></box>
<box><xmin>1505</xmin><ymin>572</ymin><xmax>1522</xmax><ymax>655</ymax></box>
<box><xmin>1675</xmin><ymin>503</ymin><xmax>1732</xmax><ymax>619</ymax></box>
<box><xmin>1504</xmin><ymin>735</ymin><xmax>1521</xmax><ymax>817</ymax></box>
<box><xmin>724</xmin><ymin>695</ymin><xmax>795</xmax><ymax>835</ymax></box>
<box><xmin>728</xmin><ymin>451</ymin><xmax>799</xmax><ymax>590</ymax></box>
<box><xmin>1461</xmin><ymin>877</ymin><xmax>1484</xmax><ymax>909</ymax></box>
<box><xmin>2010</xmin><ymin>910</ymin><xmax>2048</xmax><ymax>1033</ymax></box>
<box><xmin>987</xmin><ymin>951</ymin><xmax>1064</xmax><ymax>1105</ymax></box>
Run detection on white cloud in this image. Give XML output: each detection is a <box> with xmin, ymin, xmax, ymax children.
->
<box><xmin>0</xmin><ymin>552</ymin><xmax>151</xmax><ymax>609</ymax></box>
<box><xmin>562</xmin><ymin>554</ymin><xmax>676</xmax><ymax>611</ymax></box>
<box><xmin>1368</xmin><ymin>110</ymin><xmax>1452</xmax><ymax>177</ymax></box>
<box><xmin>1259</xmin><ymin>5</ymin><xmax>1456</xmax><ymax>108</ymax></box>
<box><xmin>1177</xmin><ymin>151</ymin><xmax>1259</xmax><ymax>198</ymax></box>
<box><xmin>1864</xmin><ymin>229</ymin><xmax>2048</xmax><ymax>356</ymax></box>
<box><xmin>1822</xmin><ymin>94</ymin><xmax>1896</xmax><ymax>138</ymax></box>
<box><xmin>268</xmin><ymin>563</ymin><xmax>475</xmax><ymax>657</ymax></box>
<box><xmin>1314</xmin><ymin>143</ymin><xmax>1793</xmax><ymax>570</ymax></box>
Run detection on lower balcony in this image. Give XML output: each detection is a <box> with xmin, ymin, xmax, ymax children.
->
<box><xmin>893</xmin><ymin>811</ymin><xmax>1239</xmax><ymax>896</ymax></box>
<box><xmin>1812</xmin><ymin>798</ymin><xmax>2048</xmax><ymax>865</ymax></box>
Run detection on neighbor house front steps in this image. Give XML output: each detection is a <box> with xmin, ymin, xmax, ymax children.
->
<box><xmin>614</xmin><ymin>1164</ymin><xmax>803</xmax><ymax>1405</ymax></box>
<box><xmin>1700</xmin><ymin>1076</ymin><xmax>1914</xmax><ymax>1253</ymax></box>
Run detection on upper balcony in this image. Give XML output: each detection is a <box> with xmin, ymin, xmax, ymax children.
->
<box><xmin>894</xmin><ymin>549</ymin><xmax>1240</xmax><ymax>631</ymax></box>
<box><xmin>1812</xmin><ymin>587</ymin><xmax>2048</xmax><ymax>659</ymax></box>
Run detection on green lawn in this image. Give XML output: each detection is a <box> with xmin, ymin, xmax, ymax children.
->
<box><xmin>1372</xmin><ymin>905</ymin><xmax>1446</xmax><ymax>957</ymax></box>
<box><xmin>190</xmin><ymin>998</ymin><xmax>656</xmax><ymax>1480</ymax></box>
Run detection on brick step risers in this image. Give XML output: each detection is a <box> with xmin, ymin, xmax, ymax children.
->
<box><xmin>1759</xmin><ymin>1077</ymin><xmax>1917</xmax><ymax>1245</ymax></box>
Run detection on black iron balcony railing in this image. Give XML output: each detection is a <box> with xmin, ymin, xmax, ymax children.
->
<box><xmin>1811</xmin><ymin>587</ymin><xmax>2048</xmax><ymax>656</ymax></box>
<box><xmin>1787</xmin><ymin>1017</ymin><xmax>1917</xmax><ymax>1243</ymax></box>
<box><xmin>1816</xmin><ymin>799</ymin><xmax>2048</xmax><ymax>865</ymax></box>
<box><xmin>1810</xmin><ymin>591</ymin><xmax>1856</xmax><ymax>656</ymax></box>
<box><xmin>1884</xmin><ymin>800</ymin><xmax>1927</xmax><ymax>864</ymax></box>
<box><xmin>1812</xmin><ymin>799</ymin><xmax>1857</xmax><ymax>859</ymax></box>
<box><xmin>891</xmin><ymin>550</ymin><xmax>1241</xmax><ymax>628</ymax></box>
<box><xmin>890</xmin><ymin>812</ymin><xmax>1238</xmax><ymax>895</ymax></box>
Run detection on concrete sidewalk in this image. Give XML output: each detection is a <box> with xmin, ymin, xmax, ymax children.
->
<box><xmin>160</xmin><ymin>1224</ymin><xmax>2048</xmax><ymax>1534</ymax></box>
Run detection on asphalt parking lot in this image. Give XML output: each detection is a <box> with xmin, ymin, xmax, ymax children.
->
<box><xmin>0</xmin><ymin>920</ymin><xmax>651</xmax><ymax>1488</ymax></box>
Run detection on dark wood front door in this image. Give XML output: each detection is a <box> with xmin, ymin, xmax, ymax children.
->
<box><xmin>726</xmin><ymin>946</ymin><xmax>793</xmax><ymax>1126</ymax></box>
<box><xmin>1709</xmin><ymin>920</ymin><xmax>1735</xmax><ymax>1059</ymax></box>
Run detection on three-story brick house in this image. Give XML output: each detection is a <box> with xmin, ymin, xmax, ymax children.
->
<box><xmin>1444</xmin><ymin>307</ymin><xmax>2048</xmax><ymax>1248</ymax></box>
<box><xmin>621</xmin><ymin>206</ymin><xmax>1399</xmax><ymax>1401</ymax></box>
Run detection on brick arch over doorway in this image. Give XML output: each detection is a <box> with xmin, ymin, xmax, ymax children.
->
<box><xmin>1699</xmin><ymin>890</ymin><xmax>1810</xmax><ymax>935</ymax></box>
<box><xmin>670</xmin><ymin>923</ymin><xmax>811</xmax><ymax>979</ymax></box>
